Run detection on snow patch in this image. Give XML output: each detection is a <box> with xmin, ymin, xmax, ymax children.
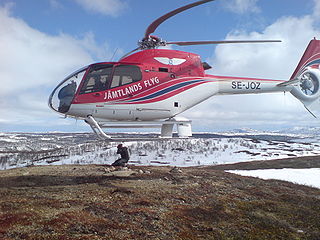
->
<box><xmin>227</xmin><ymin>168</ymin><xmax>320</xmax><ymax>189</ymax></box>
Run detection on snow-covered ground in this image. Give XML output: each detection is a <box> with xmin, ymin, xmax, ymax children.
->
<box><xmin>28</xmin><ymin>137</ymin><xmax>320</xmax><ymax>167</ymax></box>
<box><xmin>227</xmin><ymin>168</ymin><xmax>320</xmax><ymax>189</ymax></box>
<box><xmin>1</xmin><ymin>128</ymin><xmax>320</xmax><ymax>189</ymax></box>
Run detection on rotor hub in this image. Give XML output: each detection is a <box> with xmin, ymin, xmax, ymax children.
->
<box><xmin>138</xmin><ymin>35</ymin><xmax>167</xmax><ymax>49</ymax></box>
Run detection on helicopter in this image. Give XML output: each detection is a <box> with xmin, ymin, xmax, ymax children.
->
<box><xmin>49</xmin><ymin>0</ymin><xmax>320</xmax><ymax>140</ymax></box>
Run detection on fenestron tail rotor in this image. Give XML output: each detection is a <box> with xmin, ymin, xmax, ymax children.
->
<box><xmin>121</xmin><ymin>0</ymin><xmax>282</xmax><ymax>59</ymax></box>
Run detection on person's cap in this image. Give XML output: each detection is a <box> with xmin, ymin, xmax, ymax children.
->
<box><xmin>117</xmin><ymin>144</ymin><xmax>123</xmax><ymax>148</ymax></box>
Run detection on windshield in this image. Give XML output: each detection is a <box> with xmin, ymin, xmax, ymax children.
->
<box><xmin>48</xmin><ymin>67</ymin><xmax>87</xmax><ymax>113</ymax></box>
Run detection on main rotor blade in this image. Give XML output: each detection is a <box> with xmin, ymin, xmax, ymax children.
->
<box><xmin>144</xmin><ymin>0</ymin><xmax>214</xmax><ymax>39</ymax></box>
<box><xmin>119</xmin><ymin>47</ymin><xmax>141</xmax><ymax>60</ymax></box>
<box><xmin>166</xmin><ymin>40</ymin><xmax>282</xmax><ymax>46</ymax></box>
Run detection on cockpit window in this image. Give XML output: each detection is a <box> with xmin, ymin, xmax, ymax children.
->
<box><xmin>79</xmin><ymin>64</ymin><xmax>142</xmax><ymax>93</ymax></box>
<box><xmin>110</xmin><ymin>65</ymin><xmax>142</xmax><ymax>88</ymax></box>
<box><xmin>80</xmin><ymin>64</ymin><xmax>113</xmax><ymax>94</ymax></box>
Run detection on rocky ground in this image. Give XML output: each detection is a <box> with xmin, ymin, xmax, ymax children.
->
<box><xmin>0</xmin><ymin>158</ymin><xmax>320</xmax><ymax>240</ymax></box>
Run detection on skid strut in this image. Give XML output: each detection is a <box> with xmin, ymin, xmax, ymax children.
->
<box><xmin>85</xmin><ymin>115</ymin><xmax>112</xmax><ymax>140</ymax></box>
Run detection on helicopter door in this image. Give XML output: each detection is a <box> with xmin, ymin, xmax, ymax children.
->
<box><xmin>73</xmin><ymin>64</ymin><xmax>113</xmax><ymax>116</ymax></box>
<box><xmin>109</xmin><ymin>65</ymin><xmax>142</xmax><ymax>120</ymax></box>
<box><xmin>95</xmin><ymin>65</ymin><xmax>142</xmax><ymax>120</ymax></box>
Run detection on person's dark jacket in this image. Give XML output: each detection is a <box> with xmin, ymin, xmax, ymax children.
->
<box><xmin>117</xmin><ymin>146</ymin><xmax>130</xmax><ymax>160</ymax></box>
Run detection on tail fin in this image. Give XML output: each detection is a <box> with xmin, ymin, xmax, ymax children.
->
<box><xmin>290</xmin><ymin>38</ymin><xmax>320</xmax><ymax>118</ymax></box>
<box><xmin>290</xmin><ymin>38</ymin><xmax>320</xmax><ymax>80</ymax></box>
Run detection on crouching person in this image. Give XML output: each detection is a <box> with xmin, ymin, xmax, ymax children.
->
<box><xmin>112</xmin><ymin>144</ymin><xmax>130</xmax><ymax>167</ymax></box>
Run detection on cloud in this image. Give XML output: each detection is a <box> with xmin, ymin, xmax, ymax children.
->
<box><xmin>73</xmin><ymin>0</ymin><xmax>127</xmax><ymax>17</ymax></box>
<box><xmin>313</xmin><ymin>0</ymin><xmax>320</xmax><ymax>19</ymax></box>
<box><xmin>184</xmin><ymin>2</ymin><xmax>320</xmax><ymax>131</ymax></box>
<box><xmin>211</xmin><ymin>15</ymin><xmax>317</xmax><ymax>79</ymax></box>
<box><xmin>0</xmin><ymin>7</ymin><xmax>95</xmax><ymax>95</ymax></box>
<box><xmin>0</xmin><ymin>4</ymin><xmax>111</xmax><ymax>131</ymax></box>
<box><xmin>49</xmin><ymin>0</ymin><xmax>63</xmax><ymax>10</ymax></box>
<box><xmin>223</xmin><ymin>0</ymin><xmax>260</xmax><ymax>14</ymax></box>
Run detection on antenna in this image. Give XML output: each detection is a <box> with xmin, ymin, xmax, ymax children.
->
<box><xmin>110</xmin><ymin>48</ymin><xmax>118</xmax><ymax>61</ymax></box>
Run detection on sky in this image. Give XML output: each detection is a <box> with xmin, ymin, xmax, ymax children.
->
<box><xmin>1</xmin><ymin>0</ymin><xmax>320</xmax><ymax>133</ymax></box>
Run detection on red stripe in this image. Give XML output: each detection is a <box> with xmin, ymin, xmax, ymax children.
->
<box><xmin>117</xmin><ymin>81</ymin><xmax>206</xmax><ymax>104</ymax></box>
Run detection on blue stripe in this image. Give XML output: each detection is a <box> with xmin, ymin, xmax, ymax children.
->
<box><xmin>296</xmin><ymin>58</ymin><xmax>320</xmax><ymax>77</ymax></box>
<box><xmin>305</xmin><ymin>59</ymin><xmax>320</xmax><ymax>68</ymax></box>
<box><xmin>129</xmin><ymin>80</ymin><xmax>203</xmax><ymax>102</ymax></box>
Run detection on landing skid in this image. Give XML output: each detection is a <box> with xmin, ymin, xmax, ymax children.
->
<box><xmin>85</xmin><ymin>115</ymin><xmax>192</xmax><ymax>141</ymax></box>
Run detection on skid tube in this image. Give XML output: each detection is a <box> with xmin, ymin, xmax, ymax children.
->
<box><xmin>85</xmin><ymin>115</ymin><xmax>192</xmax><ymax>141</ymax></box>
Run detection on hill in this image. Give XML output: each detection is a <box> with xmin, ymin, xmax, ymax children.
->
<box><xmin>0</xmin><ymin>163</ymin><xmax>319</xmax><ymax>240</ymax></box>
<box><xmin>210</xmin><ymin>155</ymin><xmax>320</xmax><ymax>170</ymax></box>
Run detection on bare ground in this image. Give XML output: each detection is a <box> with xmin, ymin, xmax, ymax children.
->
<box><xmin>0</xmin><ymin>158</ymin><xmax>320</xmax><ymax>240</ymax></box>
<box><xmin>210</xmin><ymin>155</ymin><xmax>320</xmax><ymax>170</ymax></box>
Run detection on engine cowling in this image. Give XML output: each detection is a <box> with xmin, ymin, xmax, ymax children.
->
<box><xmin>291</xmin><ymin>67</ymin><xmax>320</xmax><ymax>103</ymax></box>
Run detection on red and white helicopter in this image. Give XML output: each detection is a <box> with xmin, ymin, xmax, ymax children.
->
<box><xmin>49</xmin><ymin>0</ymin><xmax>320</xmax><ymax>140</ymax></box>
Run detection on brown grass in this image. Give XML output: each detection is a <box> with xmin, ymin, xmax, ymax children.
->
<box><xmin>0</xmin><ymin>162</ymin><xmax>319</xmax><ymax>239</ymax></box>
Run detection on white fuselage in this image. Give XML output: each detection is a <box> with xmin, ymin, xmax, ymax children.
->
<box><xmin>67</xmin><ymin>75</ymin><xmax>293</xmax><ymax>122</ymax></box>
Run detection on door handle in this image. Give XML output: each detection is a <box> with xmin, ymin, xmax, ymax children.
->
<box><xmin>93</xmin><ymin>92</ymin><xmax>101</xmax><ymax>97</ymax></box>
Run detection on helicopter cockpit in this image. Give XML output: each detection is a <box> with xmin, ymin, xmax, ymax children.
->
<box><xmin>48</xmin><ymin>63</ymin><xmax>142</xmax><ymax>114</ymax></box>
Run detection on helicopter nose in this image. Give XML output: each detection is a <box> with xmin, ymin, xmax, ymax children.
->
<box><xmin>48</xmin><ymin>67</ymin><xmax>87</xmax><ymax>114</ymax></box>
